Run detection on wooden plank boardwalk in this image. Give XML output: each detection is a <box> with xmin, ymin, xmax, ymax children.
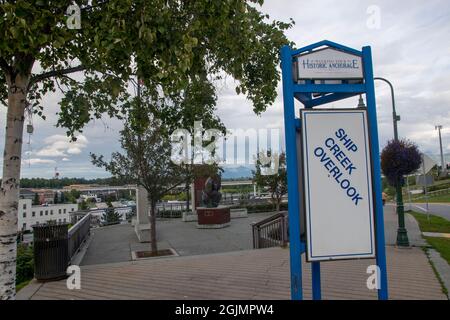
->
<box><xmin>19</xmin><ymin>246</ymin><xmax>447</xmax><ymax>300</ymax></box>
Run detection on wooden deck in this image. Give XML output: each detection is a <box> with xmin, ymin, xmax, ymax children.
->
<box><xmin>18</xmin><ymin>246</ymin><xmax>447</xmax><ymax>300</ymax></box>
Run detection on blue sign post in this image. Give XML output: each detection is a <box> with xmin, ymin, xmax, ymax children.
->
<box><xmin>281</xmin><ymin>40</ymin><xmax>389</xmax><ymax>300</ymax></box>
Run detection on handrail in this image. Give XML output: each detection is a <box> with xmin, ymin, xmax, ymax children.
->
<box><xmin>68</xmin><ymin>213</ymin><xmax>91</xmax><ymax>261</ymax></box>
<box><xmin>252</xmin><ymin>211</ymin><xmax>288</xmax><ymax>249</ymax></box>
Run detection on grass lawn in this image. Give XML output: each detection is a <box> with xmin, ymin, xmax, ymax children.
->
<box><xmin>16</xmin><ymin>279</ymin><xmax>32</xmax><ymax>292</ymax></box>
<box><xmin>413</xmin><ymin>194</ymin><xmax>450</xmax><ymax>203</ymax></box>
<box><xmin>424</xmin><ymin>237</ymin><xmax>450</xmax><ymax>265</ymax></box>
<box><xmin>409</xmin><ymin>211</ymin><xmax>450</xmax><ymax>233</ymax></box>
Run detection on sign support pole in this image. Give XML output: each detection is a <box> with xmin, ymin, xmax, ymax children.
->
<box><xmin>281</xmin><ymin>45</ymin><xmax>303</xmax><ymax>300</ymax></box>
<box><xmin>362</xmin><ymin>46</ymin><xmax>389</xmax><ymax>300</ymax></box>
<box><xmin>311</xmin><ymin>261</ymin><xmax>321</xmax><ymax>300</ymax></box>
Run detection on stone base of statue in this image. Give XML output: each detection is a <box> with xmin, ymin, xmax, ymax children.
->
<box><xmin>196</xmin><ymin>206</ymin><xmax>231</xmax><ymax>229</ymax></box>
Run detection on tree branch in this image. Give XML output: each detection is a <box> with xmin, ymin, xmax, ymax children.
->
<box><xmin>29</xmin><ymin>65</ymin><xmax>86</xmax><ymax>88</ymax></box>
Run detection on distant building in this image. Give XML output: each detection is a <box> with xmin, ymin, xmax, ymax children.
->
<box><xmin>19</xmin><ymin>189</ymin><xmax>36</xmax><ymax>201</ymax></box>
<box><xmin>63</xmin><ymin>184</ymin><xmax>102</xmax><ymax>191</ymax></box>
<box><xmin>18</xmin><ymin>199</ymin><xmax>78</xmax><ymax>232</ymax></box>
<box><xmin>31</xmin><ymin>189</ymin><xmax>55</xmax><ymax>205</ymax></box>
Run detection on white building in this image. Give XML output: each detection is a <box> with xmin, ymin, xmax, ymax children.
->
<box><xmin>18</xmin><ymin>199</ymin><xmax>78</xmax><ymax>232</ymax></box>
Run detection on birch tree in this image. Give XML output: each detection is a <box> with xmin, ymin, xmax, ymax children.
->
<box><xmin>0</xmin><ymin>0</ymin><xmax>292</xmax><ymax>299</ymax></box>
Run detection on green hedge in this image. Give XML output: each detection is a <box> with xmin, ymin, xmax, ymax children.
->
<box><xmin>245</xmin><ymin>202</ymin><xmax>287</xmax><ymax>213</ymax></box>
<box><xmin>16</xmin><ymin>244</ymin><xmax>34</xmax><ymax>285</ymax></box>
<box><xmin>428</xmin><ymin>182</ymin><xmax>450</xmax><ymax>192</ymax></box>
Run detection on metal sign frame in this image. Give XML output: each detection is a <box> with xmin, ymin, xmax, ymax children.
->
<box><xmin>281</xmin><ymin>40</ymin><xmax>389</xmax><ymax>300</ymax></box>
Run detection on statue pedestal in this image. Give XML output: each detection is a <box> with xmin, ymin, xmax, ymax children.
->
<box><xmin>196</xmin><ymin>206</ymin><xmax>230</xmax><ymax>229</ymax></box>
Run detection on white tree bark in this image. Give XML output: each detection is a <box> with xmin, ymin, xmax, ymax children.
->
<box><xmin>0</xmin><ymin>73</ymin><xmax>29</xmax><ymax>300</ymax></box>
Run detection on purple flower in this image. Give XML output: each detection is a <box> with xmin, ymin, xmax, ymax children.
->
<box><xmin>381</xmin><ymin>139</ymin><xmax>422</xmax><ymax>186</ymax></box>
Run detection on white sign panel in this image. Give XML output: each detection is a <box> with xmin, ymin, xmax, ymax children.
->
<box><xmin>297</xmin><ymin>47</ymin><xmax>363</xmax><ymax>80</ymax></box>
<box><xmin>301</xmin><ymin>109</ymin><xmax>375</xmax><ymax>261</ymax></box>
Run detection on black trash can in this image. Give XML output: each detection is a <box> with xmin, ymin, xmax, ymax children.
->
<box><xmin>32</xmin><ymin>223</ymin><xmax>69</xmax><ymax>281</ymax></box>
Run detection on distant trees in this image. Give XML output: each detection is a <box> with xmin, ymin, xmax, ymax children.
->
<box><xmin>252</xmin><ymin>151</ymin><xmax>287</xmax><ymax>212</ymax></box>
<box><xmin>19</xmin><ymin>177</ymin><xmax>132</xmax><ymax>189</ymax></box>
<box><xmin>32</xmin><ymin>193</ymin><xmax>39</xmax><ymax>206</ymax></box>
<box><xmin>79</xmin><ymin>200</ymin><xmax>89</xmax><ymax>211</ymax></box>
<box><xmin>62</xmin><ymin>189</ymin><xmax>81</xmax><ymax>204</ymax></box>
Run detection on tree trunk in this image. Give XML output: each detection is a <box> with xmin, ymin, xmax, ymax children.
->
<box><xmin>185</xmin><ymin>181</ymin><xmax>190</xmax><ymax>212</ymax></box>
<box><xmin>0</xmin><ymin>73</ymin><xmax>29</xmax><ymax>300</ymax></box>
<box><xmin>276</xmin><ymin>198</ymin><xmax>280</xmax><ymax>213</ymax></box>
<box><xmin>149</xmin><ymin>200</ymin><xmax>158</xmax><ymax>254</ymax></box>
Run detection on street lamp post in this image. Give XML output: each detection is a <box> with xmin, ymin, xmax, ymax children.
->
<box><xmin>435</xmin><ymin>125</ymin><xmax>447</xmax><ymax>177</ymax></box>
<box><xmin>374</xmin><ymin>77</ymin><xmax>409</xmax><ymax>247</ymax></box>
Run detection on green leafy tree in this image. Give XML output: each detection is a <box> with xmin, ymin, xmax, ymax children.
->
<box><xmin>252</xmin><ymin>151</ymin><xmax>287</xmax><ymax>212</ymax></box>
<box><xmin>101</xmin><ymin>206</ymin><xmax>121</xmax><ymax>226</ymax></box>
<box><xmin>59</xmin><ymin>192</ymin><xmax>65</xmax><ymax>204</ymax></box>
<box><xmin>32</xmin><ymin>192</ymin><xmax>39</xmax><ymax>205</ymax></box>
<box><xmin>92</xmin><ymin>112</ymin><xmax>186</xmax><ymax>254</ymax></box>
<box><xmin>0</xmin><ymin>0</ymin><xmax>292</xmax><ymax>299</ymax></box>
<box><xmin>79</xmin><ymin>200</ymin><xmax>89</xmax><ymax>211</ymax></box>
<box><xmin>53</xmin><ymin>192</ymin><xmax>58</xmax><ymax>204</ymax></box>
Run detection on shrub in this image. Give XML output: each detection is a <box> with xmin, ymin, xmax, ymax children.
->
<box><xmin>16</xmin><ymin>244</ymin><xmax>34</xmax><ymax>285</ymax></box>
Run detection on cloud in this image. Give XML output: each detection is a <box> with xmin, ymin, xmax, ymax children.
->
<box><xmin>62</xmin><ymin>158</ymin><xmax>71</xmax><ymax>162</ymax></box>
<box><xmin>22</xmin><ymin>158</ymin><xmax>56</xmax><ymax>166</ymax></box>
<box><xmin>1</xmin><ymin>0</ymin><xmax>449</xmax><ymax>178</ymax></box>
<box><xmin>36</xmin><ymin>134</ymin><xmax>88</xmax><ymax>158</ymax></box>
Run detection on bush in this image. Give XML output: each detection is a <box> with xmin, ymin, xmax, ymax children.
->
<box><xmin>16</xmin><ymin>244</ymin><xmax>34</xmax><ymax>285</ymax></box>
<box><xmin>428</xmin><ymin>181</ymin><xmax>450</xmax><ymax>192</ymax></box>
<box><xmin>245</xmin><ymin>202</ymin><xmax>288</xmax><ymax>213</ymax></box>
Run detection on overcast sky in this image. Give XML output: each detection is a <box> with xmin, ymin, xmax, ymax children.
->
<box><xmin>1</xmin><ymin>0</ymin><xmax>449</xmax><ymax>178</ymax></box>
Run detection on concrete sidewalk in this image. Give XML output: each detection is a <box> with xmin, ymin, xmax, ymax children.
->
<box><xmin>384</xmin><ymin>203</ymin><xmax>426</xmax><ymax>247</ymax></box>
<box><xmin>81</xmin><ymin>212</ymin><xmax>276</xmax><ymax>266</ymax></box>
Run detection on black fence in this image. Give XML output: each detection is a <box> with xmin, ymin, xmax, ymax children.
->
<box><xmin>252</xmin><ymin>211</ymin><xmax>288</xmax><ymax>249</ymax></box>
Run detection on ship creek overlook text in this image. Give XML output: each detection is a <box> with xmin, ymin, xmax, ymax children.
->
<box><xmin>312</xmin><ymin>128</ymin><xmax>364</xmax><ymax>206</ymax></box>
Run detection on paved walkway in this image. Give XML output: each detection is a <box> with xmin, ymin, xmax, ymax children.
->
<box><xmin>82</xmin><ymin>205</ymin><xmax>425</xmax><ymax>266</ymax></box>
<box><xmin>423</xmin><ymin>232</ymin><xmax>450</xmax><ymax>238</ymax></box>
<box><xmin>384</xmin><ymin>203</ymin><xmax>425</xmax><ymax>246</ymax></box>
<box><xmin>81</xmin><ymin>212</ymin><xmax>275</xmax><ymax>265</ymax></box>
<box><xmin>406</xmin><ymin>203</ymin><xmax>450</xmax><ymax>221</ymax></box>
<box><xmin>18</xmin><ymin>246</ymin><xmax>446</xmax><ymax>300</ymax></box>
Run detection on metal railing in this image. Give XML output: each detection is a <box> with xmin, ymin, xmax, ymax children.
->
<box><xmin>68</xmin><ymin>213</ymin><xmax>91</xmax><ymax>261</ymax></box>
<box><xmin>408</xmin><ymin>187</ymin><xmax>450</xmax><ymax>201</ymax></box>
<box><xmin>156</xmin><ymin>203</ymin><xmax>188</xmax><ymax>219</ymax></box>
<box><xmin>252</xmin><ymin>211</ymin><xmax>288</xmax><ymax>249</ymax></box>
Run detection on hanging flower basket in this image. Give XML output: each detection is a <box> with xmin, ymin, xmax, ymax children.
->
<box><xmin>381</xmin><ymin>139</ymin><xmax>422</xmax><ymax>186</ymax></box>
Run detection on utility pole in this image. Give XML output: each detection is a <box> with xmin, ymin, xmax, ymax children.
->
<box><xmin>374</xmin><ymin>77</ymin><xmax>409</xmax><ymax>247</ymax></box>
<box><xmin>435</xmin><ymin>125</ymin><xmax>447</xmax><ymax>177</ymax></box>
